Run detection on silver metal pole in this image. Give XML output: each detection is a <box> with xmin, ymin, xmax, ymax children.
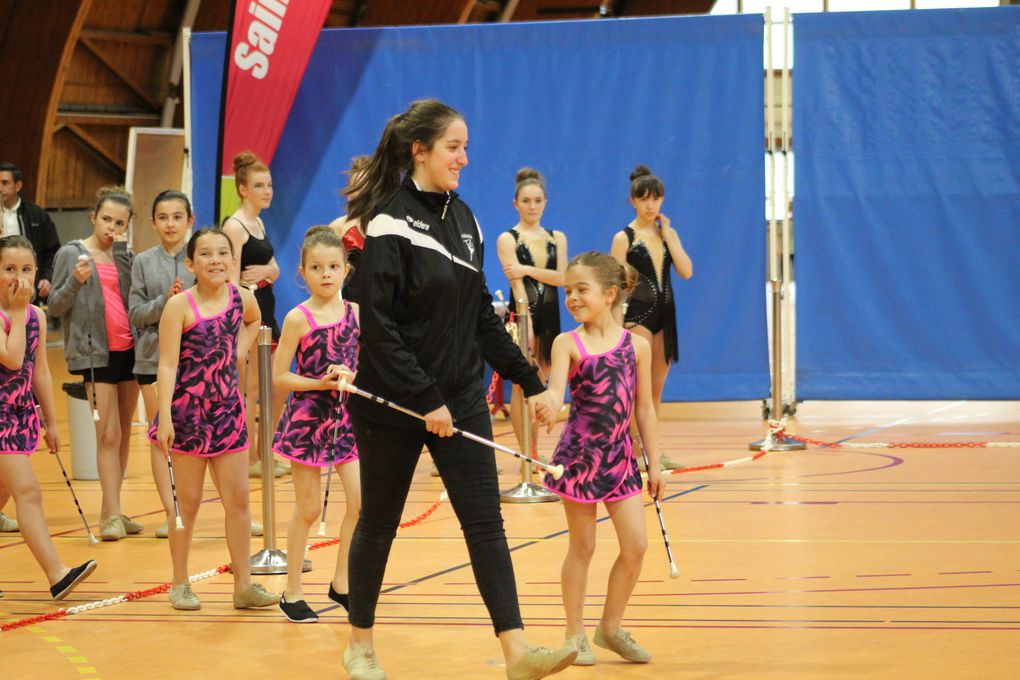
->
<box><xmin>750</xmin><ymin>281</ymin><xmax>805</xmax><ymax>452</ymax></box>
<box><xmin>251</xmin><ymin>326</ymin><xmax>310</xmax><ymax>573</ymax></box>
<box><xmin>501</xmin><ymin>300</ymin><xmax>558</xmax><ymax>503</ymax></box>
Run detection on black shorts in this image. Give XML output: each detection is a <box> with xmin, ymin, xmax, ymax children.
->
<box><xmin>135</xmin><ymin>373</ymin><xmax>157</xmax><ymax>386</ymax></box>
<box><xmin>70</xmin><ymin>349</ymin><xmax>136</xmax><ymax>384</ymax></box>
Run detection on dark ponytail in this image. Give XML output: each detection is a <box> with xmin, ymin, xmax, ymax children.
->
<box><xmin>345</xmin><ymin>99</ymin><xmax>463</xmax><ymax>228</ymax></box>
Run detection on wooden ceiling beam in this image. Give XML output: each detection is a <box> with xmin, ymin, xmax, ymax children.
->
<box><xmin>56</xmin><ymin>112</ymin><xmax>161</xmax><ymax>127</ymax></box>
<box><xmin>80</xmin><ymin>28</ymin><xmax>174</xmax><ymax>45</ymax></box>
<box><xmin>79</xmin><ymin>36</ymin><xmax>162</xmax><ymax>110</ymax></box>
<box><xmin>55</xmin><ymin>123</ymin><xmax>127</xmax><ymax>173</ymax></box>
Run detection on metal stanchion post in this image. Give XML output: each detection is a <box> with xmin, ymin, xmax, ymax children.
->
<box><xmin>501</xmin><ymin>300</ymin><xmax>558</xmax><ymax>503</ymax></box>
<box><xmin>750</xmin><ymin>281</ymin><xmax>805</xmax><ymax>452</ymax></box>
<box><xmin>251</xmin><ymin>326</ymin><xmax>311</xmax><ymax>573</ymax></box>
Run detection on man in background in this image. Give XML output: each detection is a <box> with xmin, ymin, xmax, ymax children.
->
<box><xmin>1</xmin><ymin>161</ymin><xmax>61</xmax><ymax>300</ymax></box>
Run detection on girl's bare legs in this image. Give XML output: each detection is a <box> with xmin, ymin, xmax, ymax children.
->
<box><xmin>140</xmin><ymin>383</ymin><xmax>174</xmax><ymax>517</ymax></box>
<box><xmin>284</xmin><ymin>461</ymin><xmax>320</xmax><ymax>601</ymax></box>
<box><xmin>89</xmin><ymin>382</ymin><xmax>125</xmax><ymax>520</ymax></box>
<box><xmin>116</xmin><ymin>380</ymin><xmax>139</xmax><ymax>477</ymax></box>
<box><xmin>598</xmin><ymin>494</ymin><xmax>647</xmax><ymax>635</ymax></box>
<box><xmin>208</xmin><ymin>449</ymin><xmax>253</xmax><ymax>594</ymax></box>
<box><xmin>331</xmin><ymin>459</ymin><xmax>361</xmax><ymax>594</ymax></box>
<box><xmin>561</xmin><ymin>499</ymin><xmax>598</xmax><ymax>638</ymax></box>
<box><xmin>0</xmin><ymin>456</ymin><xmax>70</xmax><ymax>584</ymax></box>
<box><xmin>167</xmin><ymin>453</ymin><xmax>206</xmax><ymax>585</ymax></box>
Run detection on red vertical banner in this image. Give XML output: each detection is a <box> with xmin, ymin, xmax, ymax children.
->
<box><xmin>216</xmin><ymin>0</ymin><xmax>332</xmax><ymax>222</ymax></box>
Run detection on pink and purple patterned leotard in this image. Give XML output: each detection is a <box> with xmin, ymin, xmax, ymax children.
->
<box><xmin>544</xmin><ymin>329</ymin><xmax>643</xmax><ymax>503</ymax></box>
<box><xmin>0</xmin><ymin>306</ymin><xmax>41</xmax><ymax>455</ymax></box>
<box><xmin>273</xmin><ymin>301</ymin><xmax>359</xmax><ymax>467</ymax></box>
<box><xmin>147</xmin><ymin>285</ymin><xmax>248</xmax><ymax>457</ymax></box>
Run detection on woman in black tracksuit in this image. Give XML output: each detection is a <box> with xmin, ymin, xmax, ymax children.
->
<box><xmin>341</xmin><ymin>99</ymin><xmax>576</xmax><ymax>680</ymax></box>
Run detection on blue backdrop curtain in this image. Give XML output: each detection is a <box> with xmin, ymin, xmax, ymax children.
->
<box><xmin>794</xmin><ymin>8</ymin><xmax>1020</xmax><ymax>399</ymax></box>
<box><xmin>190</xmin><ymin>15</ymin><xmax>768</xmax><ymax>401</ymax></box>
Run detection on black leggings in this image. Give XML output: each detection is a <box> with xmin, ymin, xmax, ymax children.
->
<box><xmin>348</xmin><ymin>410</ymin><xmax>524</xmax><ymax>635</ymax></box>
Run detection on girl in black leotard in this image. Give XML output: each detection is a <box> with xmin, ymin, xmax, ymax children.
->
<box><xmin>610</xmin><ymin>165</ymin><xmax>692</xmax><ymax>471</ymax></box>
<box><xmin>496</xmin><ymin>168</ymin><xmax>568</xmax><ymax>462</ymax></box>
<box><xmin>222</xmin><ymin>151</ymin><xmax>284</xmax><ymax>476</ymax></box>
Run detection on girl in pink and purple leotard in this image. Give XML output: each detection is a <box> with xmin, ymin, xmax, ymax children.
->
<box><xmin>272</xmin><ymin>226</ymin><xmax>360</xmax><ymax>623</ymax></box>
<box><xmin>538</xmin><ymin>251</ymin><xmax>668</xmax><ymax>667</ymax></box>
<box><xmin>151</xmin><ymin>228</ymin><xmax>278</xmax><ymax>612</ymax></box>
<box><xmin>0</xmin><ymin>236</ymin><xmax>96</xmax><ymax>600</ymax></box>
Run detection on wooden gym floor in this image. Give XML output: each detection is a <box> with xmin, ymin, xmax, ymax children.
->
<box><xmin>1</xmin><ymin>348</ymin><xmax>1018</xmax><ymax>679</ymax></box>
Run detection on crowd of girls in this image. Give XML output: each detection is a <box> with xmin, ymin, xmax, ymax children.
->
<box><xmin>1</xmin><ymin>98</ymin><xmax>694</xmax><ymax>680</ymax></box>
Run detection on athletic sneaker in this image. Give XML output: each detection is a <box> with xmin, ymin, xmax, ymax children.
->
<box><xmin>659</xmin><ymin>454</ymin><xmax>685</xmax><ymax>471</ymax></box>
<box><xmin>328</xmin><ymin>582</ymin><xmax>350</xmax><ymax>612</ymax></box>
<box><xmin>155</xmin><ymin>520</ymin><xmax>169</xmax><ymax>538</ymax></box>
<box><xmin>120</xmin><ymin>515</ymin><xmax>144</xmax><ymax>534</ymax></box>
<box><xmin>567</xmin><ymin>634</ymin><xmax>596</xmax><ymax>666</ymax></box>
<box><xmin>100</xmin><ymin>516</ymin><xmax>125</xmax><ymax>541</ymax></box>
<box><xmin>593</xmin><ymin>627</ymin><xmax>651</xmax><ymax>663</ymax></box>
<box><xmin>233</xmin><ymin>583</ymin><xmax>280</xmax><ymax>609</ymax></box>
<box><xmin>248</xmin><ymin>460</ymin><xmax>291</xmax><ymax>478</ymax></box>
<box><xmin>50</xmin><ymin>560</ymin><xmax>98</xmax><ymax>601</ymax></box>
<box><xmin>343</xmin><ymin>643</ymin><xmax>386</xmax><ymax>680</ymax></box>
<box><xmin>0</xmin><ymin>511</ymin><xmax>18</xmax><ymax>532</ymax></box>
<box><xmin>169</xmin><ymin>583</ymin><xmax>201</xmax><ymax>610</ymax></box>
<box><xmin>279</xmin><ymin>595</ymin><xmax>318</xmax><ymax>622</ymax></box>
<box><xmin>505</xmin><ymin>645</ymin><xmax>578</xmax><ymax>680</ymax></box>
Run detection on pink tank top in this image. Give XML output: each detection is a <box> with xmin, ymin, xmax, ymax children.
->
<box><xmin>96</xmin><ymin>262</ymin><xmax>132</xmax><ymax>351</ymax></box>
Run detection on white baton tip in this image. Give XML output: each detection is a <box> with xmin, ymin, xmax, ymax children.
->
<box><xmin>338</xmin><ymin>378</ymin><xmax>352</xmax><ymax>393</ymax></box>
<box><xmin>669</xmin><ymin>563</ymin><xmax>680</xmax><ymax>579</ymax></box>
<box><xmin>549</xmin><ymin>464</ymin><xmax>565</xmax><ymax>480</ymax></box>
<box><xmin>78</xmin><ymin>254</ymin><xmax>90</xmax><ymax>261</ymax></box>
<box><xmin>174</xmin><ymin>517</ymin><xmax>184</xmax><ymax>530</ymax></box>
<box><xmin>88</xmin><ymin>534</ymin><xmax>100</xmax><ymax>545</ymax></box>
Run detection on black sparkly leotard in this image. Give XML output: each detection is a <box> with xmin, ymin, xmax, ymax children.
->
<box><xmin>227</xmin><ymin>216</ymin><xmax>280</xmax><ymax>340</ymax></box>
<box><xmin>622</xmin><ymin>225</ymin><xmax>678</xmax><ymax>364</ymax></box>
<box><xmin>508</xmin><ymin>228</ymin><xmax>561</xmax><ymax>367</ymax></box>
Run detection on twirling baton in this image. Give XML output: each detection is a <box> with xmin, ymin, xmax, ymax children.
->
<box><xmin>337</xmin><ymin>380</ymin><xmax>564</xmax><ymax>480</ymax></box>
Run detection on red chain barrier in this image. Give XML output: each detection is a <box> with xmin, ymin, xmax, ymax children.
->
<box><xmin>784</xmin><ymin>434</ymin><xmax>1015</xmax><ymax>449</ymax></box>
<box><xmin>1</xmin><ymin>495</ymin><xmax>446</xmax><ymax>633</ymax></box>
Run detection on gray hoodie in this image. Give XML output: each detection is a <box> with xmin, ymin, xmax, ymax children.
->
<box><xmin>129</xmin><ymin>246</ymin><xmax>194</xmax><ymax>375</ymax></box>
<box><xmin>49</xmin><ymin>240</ymin><xmax>134</xmax><ymax>372</ymax></box>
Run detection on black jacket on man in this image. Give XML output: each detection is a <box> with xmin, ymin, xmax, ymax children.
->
<box><xmin>349</xmin><ymin>176</ymin><xmax>544</xmax><ymax>428</ymax></box>
<box><xmin>14</xmin><ymin>199</ymin><xmax>61</xmax><ymax>285</ymax></box>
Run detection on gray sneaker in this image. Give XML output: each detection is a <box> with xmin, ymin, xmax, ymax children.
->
<box><xmin>567</xmin><ymin>634</ymin><xmax>596</xmax><ymax>666</ymax></box>
<box><xmin>100</xmin><ymin>516</ymin><xmax>125</xmax><ymax>541</ymax></box>
<box><xmin>233</xmin><ymin>583</ymin><xmax>279</xmax><ymax>609</ymax></box>
<box><xmin>0</xmin><ymin>511</ymin><xmax>18</xmax><ymax>532</ymax></box>
<box><xmin>343</xmin><ymin>643</ymin><xmax>387</xmax><ymax>680</ymax></box>
<box><xmin>593</xmin><ymin>627</ymin><xmax>651</xmax><ymax>663</ymax></box>
<box><xmin>506</xmin><ymin>645</ymin><xmax>577</xmax><ymax>680</ymax></box>
<box><xmin>659</xmin><ymin>454</ymin><xmax>685</xmax><ymax>471</ymax></box>
<box><xmin>120</xmin><ymin>515</ymin><xmax>144</xmax><ymax>534</ymax></box>
<box><xmin>0</xmin><ymin>509</ymin><xmax>18</xmax><ymax>530</ymax></box>
<box><xmin>169</xmin><ymin>583</ymin><xmax>201</xmax><ymax>610</ymax></box>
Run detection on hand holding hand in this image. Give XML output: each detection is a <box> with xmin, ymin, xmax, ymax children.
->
<box><xmin>322</xmin><ymin>364</ymin><xmax>355</xmax><ymax>390</ymax></box>
<box><xmin>503</xmin><ymin>261</ymin><xmax>527</xmax><ymax>280</ymax></box>
<box><xmin>240</xmin><ymin>264</ymin><xmax>270</xmax><ymax>287</ymax></box>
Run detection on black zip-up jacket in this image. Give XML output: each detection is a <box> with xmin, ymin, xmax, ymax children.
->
<box><xmin>349</xmin><ymin>176</ymin><xmax>544</xmax><ymax>427</ymax></box>
<box><xmin>13</xmin><ymin>199</ymin><xmax>61</xmax><ymax>285</ymax></box>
